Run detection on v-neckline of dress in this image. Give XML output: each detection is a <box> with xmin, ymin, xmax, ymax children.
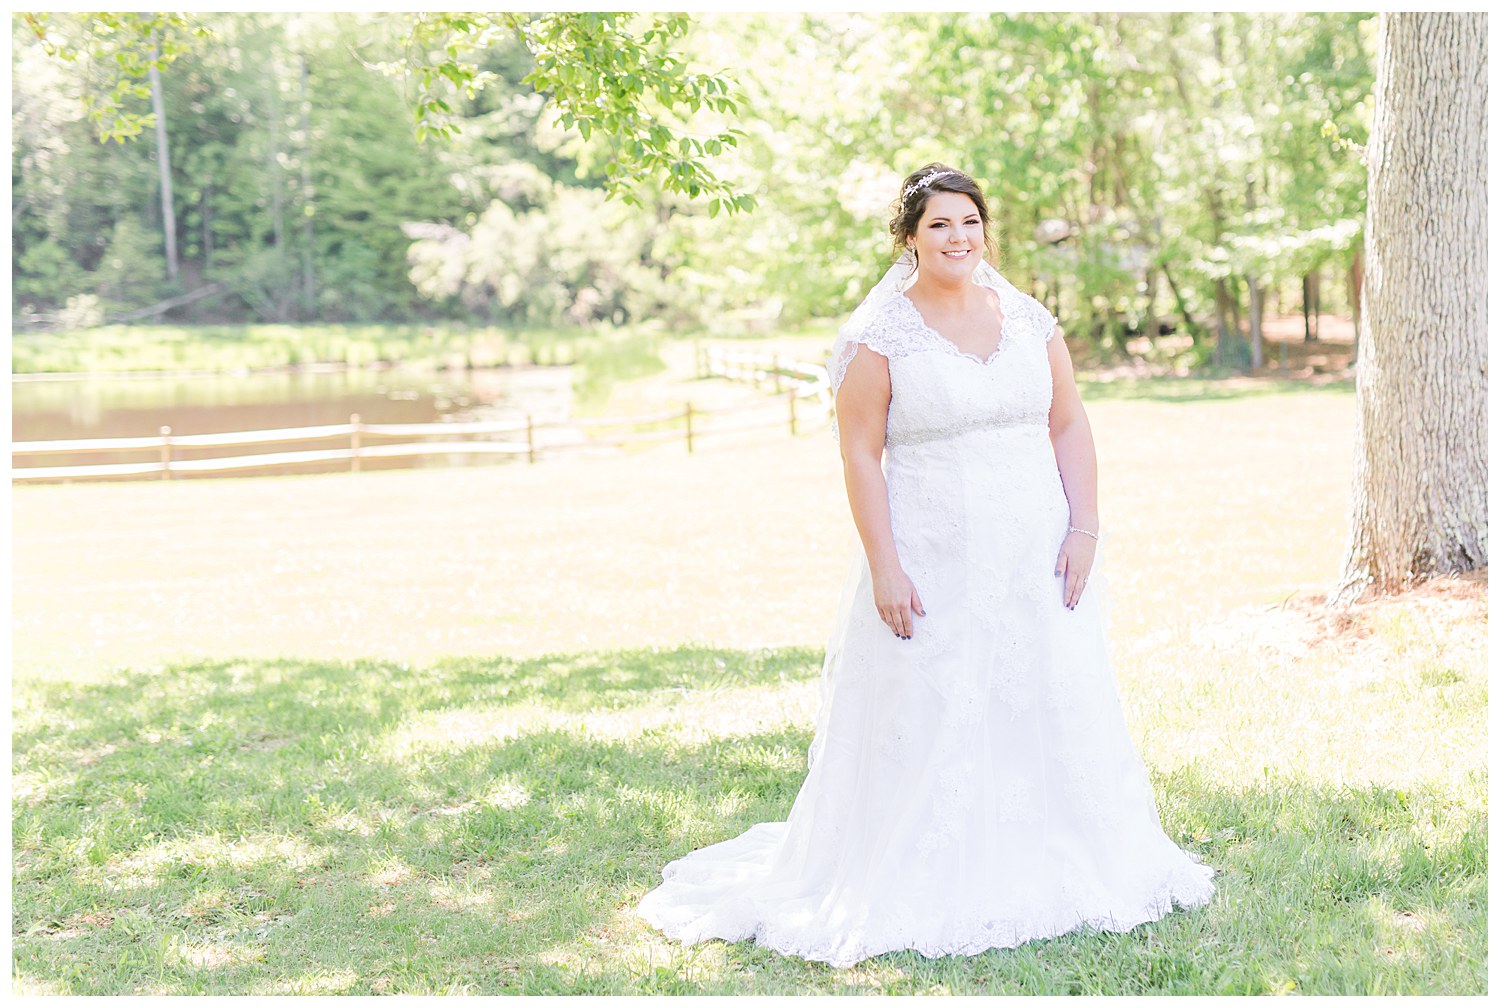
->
<box><xmin>896</xmin><ymin>286</ymin><xmax>1012</xmax><ymax>366</ymax></box>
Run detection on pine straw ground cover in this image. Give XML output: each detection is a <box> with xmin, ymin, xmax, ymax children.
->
<box><xmin>11</xmin><ymin>381</ymin><xmax>1486</xmax><ymax>994</ymax></box>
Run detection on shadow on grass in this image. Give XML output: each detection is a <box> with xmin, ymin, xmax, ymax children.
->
<box><xmin>12</xmin><ymin>646</ymin><xmax>1485</xmax><ymax>995</ymax></box>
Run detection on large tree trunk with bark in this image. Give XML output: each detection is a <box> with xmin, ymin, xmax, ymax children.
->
<box><xmin>1347</xmin><ymin>245</ymin><xmax>1363</xmax><ymax>364</ymax></box>
<box><xmin>1332</xmin><ymin>12</ymin><xmax>1487</xmax><ymax>604</ymax></box>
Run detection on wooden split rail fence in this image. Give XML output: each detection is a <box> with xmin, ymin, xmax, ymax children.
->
<box><xmin>12</xmin><ymin>349</ymin><xmax>832</xmax><ymax>483</ymax></box>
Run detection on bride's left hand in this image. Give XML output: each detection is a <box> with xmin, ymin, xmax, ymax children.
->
<box><xmin>1055</xmin><ymin>531</ymin><xmax>1097</xmax><ymax>610</ymax></box>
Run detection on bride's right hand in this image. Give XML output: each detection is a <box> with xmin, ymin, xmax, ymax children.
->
<box><xmin>872</xmin><ymin>564</ymin><xmax>925</xmax><ymax>640</ymax></box>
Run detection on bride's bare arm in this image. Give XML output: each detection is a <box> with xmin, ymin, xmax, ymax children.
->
<box><xmin>836</xmin><ymin>343</ymin><xmax>925</xmax><ymax>638</ymax></box>
<box><xmin>1045</xmin><ymin>324</ymin><xmax>1100</xmax><ymax>609</ymax></box>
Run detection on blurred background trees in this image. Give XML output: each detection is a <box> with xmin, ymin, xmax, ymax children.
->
<box><xmin>14</xmin><ymin>11</ymin><xmax>1374</xmax><ymax>360</ymax></box>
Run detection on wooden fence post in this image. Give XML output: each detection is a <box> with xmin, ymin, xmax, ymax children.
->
<box><xmin>350</xmin><ymin>413</ymin><xmax>361</xmax><ymax>472</ymax></box>
<box><xmin>684</xmin><ymin>402</ymin><xmax>695</xmax><ymax>454</ymax></box>
<box><xmin>788</xmin><ymin>387</ymin><xmax>798</xmax><ymax>436</ymax></box>
<box><xmin>159</xmin><ymin>425</ymin><xmax>172</xmax><ymax>480</ymax></box>
<box><xmin>772</xmin><ymin>354</ymin><xmax>783</xmax><ymax>393</ymax></box>
<box><xmin>526</xmin><ymin>415</ymin><xmax>536</xmax><ymax>463</ymax></box>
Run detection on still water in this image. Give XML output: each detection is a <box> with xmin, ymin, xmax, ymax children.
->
<box><xmin>12</xmin><ymin>365</ymin><xmax>575</xmax><ymax>477</ymax></box>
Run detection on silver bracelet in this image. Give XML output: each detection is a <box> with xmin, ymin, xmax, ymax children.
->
<box><xmin>1067</xmin><ymin>525</ymin><xmax>1099</xmax><ymax>540</ymax></box>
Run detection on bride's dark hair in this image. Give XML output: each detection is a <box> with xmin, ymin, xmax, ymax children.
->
<box><xmin>889</xmin><ymin>163</ymin><xmax>996</xmax><ymax>260</ymax></box>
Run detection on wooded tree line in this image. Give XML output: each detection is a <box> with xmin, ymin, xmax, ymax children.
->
<box><xmin>14</xmin><ymin>11</ymin><xmax>1373</xmax><ymax>361</ymax></box>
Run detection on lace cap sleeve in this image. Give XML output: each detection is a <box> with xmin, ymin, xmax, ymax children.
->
<box><xmin>1038</xmin><ymin>298</ymin><xmax>1061</xmax><ymax>343</ymax></box>
<box><xmin>830</xmin><ymin>290</ymin><xmax>935</xmax><ymax>395</ymax></box>
<box><xmin>829</xmin><ymin>304</ymin><xmax>884</xmax><ymax>397</ymax></box>
<box><xmin>829</xmin><ymin>290</ymin><xmax>924</xmax><ymax>443</ymax></box>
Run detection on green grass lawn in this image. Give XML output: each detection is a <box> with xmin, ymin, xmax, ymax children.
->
<box><xmin>10</xmin><ymin>322</ymin><xmax>648</xmax><ymax>376</ymax></box>
<box><xmin>11</xmin><ymin>380</ymin><xmax>1487</xmax><ymax>994</ymax></box>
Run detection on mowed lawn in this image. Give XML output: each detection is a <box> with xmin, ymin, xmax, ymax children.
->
<box><xmin>11</xmin><ymin>380</ymin><xmax>1487</xmax><ymax>994</ymax></box>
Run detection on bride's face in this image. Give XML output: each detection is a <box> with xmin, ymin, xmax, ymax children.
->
<box><xmin>908</xmin><ymin>191</ymin><xmax>985</xmax><ymax>281</ymax></box>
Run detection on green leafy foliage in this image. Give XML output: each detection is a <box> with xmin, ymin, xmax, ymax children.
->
<box><xmin>19</xmin><ymin>11</ymin><xmax>211</xmax><ymax>141</ymax></box>
<box><xmin>14</xmin><ymin>12</ymin><xmax>1375</xmax><ymax>351</ymax></box>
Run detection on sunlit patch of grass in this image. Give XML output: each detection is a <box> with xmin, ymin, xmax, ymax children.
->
<box><xmin>257</xmin><ymin>969</ymin><xmax>363</xmax><ymax>995</ymax></box>
<box><xmin>14</xmin><ymin>387</ymin><xmax>1355</xmax><ymax>678</ymax></box>
<box><xmin>116</xmin><ymin>832</ymin><xmax>325</xmax><ymax>877</ymax></box>
<box><xmin>375</xmin><ymin>676</ymin><xmax>817</xmax><ymax>760</ymax></box>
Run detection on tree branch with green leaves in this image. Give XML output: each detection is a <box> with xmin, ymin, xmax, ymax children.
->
<box><xmin>24</xmin><ymin>11</ymin><xmax>753</xmax><ymax>211</ymax></box>
<box><xmin>392</xmin><ymin>12</ymin><xmax>753</xmax><ymax>212</ymax></box>
<box><xmin>19</xmin><ymin>11</ymin><xmax>210</xmax><ymax>142</ymax></box>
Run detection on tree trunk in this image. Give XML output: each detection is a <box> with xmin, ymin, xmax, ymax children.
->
<box><xmin>268</xmin><ymin>65</ymin><xmax>284</xmax><ymax>255</ymax></box>
<box><xmin>1212</xmin><ymin>281</ymin><xmax>1230</xmax><ymax>366</ymax></box>
<box><xmin>1302</xmin><ymin>269</ymin><xmax>1321</xmax><ymax>342</ymax></box>
<box><xmin>1226</xmin><ymin>277</ymin><xmax>1244</xmax><ymax>356</ymax></box>
<box><xmin>1247</xmin><ymin>278</ymin><xmax>1264</xmax><ymax>368</ymax></box>
<box><xmin>1161</xmin><ymin>263</ymin><xmax>1198</xmax><ymax>339</ymax></box>
<box><xmin>1347</xmin><ymin>244</ymin><xmax>1363</xmax><ymax>364</ymax></box>
<box><xmin>148</xmin><ymin>45</ymin><xmax>177</xmax><ymax>282</ymax></box>
<box><xmin>299</xmin><ymin>52</ymin><xmax>316</xmax><ymax>314</ymax></box>
<box><xmin>1142</xmin><ymin>266</ymin><xmax>1160</xmax><ymax>341</ymax></box>
<box><xmin>1246</xmin><ymin>176</ymin><xmax>1264</xmax><ymax>369</ymax></box>
<box><xmin>1332</xmin><ymin>12</ymin><xmax>1487</xmax><ymax>604</ymax></box>
<box><xmin>201</xmin><ymin>185</ymin><xmax>212</xmax><ymax>261</ymax></box>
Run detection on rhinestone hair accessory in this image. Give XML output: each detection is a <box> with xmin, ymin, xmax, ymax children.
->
<box><xmin>899</xmin><ymin>169</ymin><xmax>961</xmax><ymax>211</ymax></box>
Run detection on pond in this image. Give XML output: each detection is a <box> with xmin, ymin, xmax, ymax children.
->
<box><xmin>11</xmin><ymin>365</ymin><xmax>576</xmax><ymax>478</ymax></box>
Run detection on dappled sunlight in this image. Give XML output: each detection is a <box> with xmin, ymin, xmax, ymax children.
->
<box><xmin>376</xmin><ymin>703</ymin><xmax>549</xmax><ymax>759</ymax></box>
<box><xmin>105</xmin><ymin>832</ymin><xmax>327</xmax><ymax>889</ymax></box>
<box><xmin>486</xmin><ymin>780</ymin><xmax>532</xmax><ymax>810</ymax></box>
<box><xmin>12</xmin><ymin>767</ymin><xmax>76</xmax><ymax>807</ymax></box>
<box><xmin>1363</xmin><ymin>895</ymin><xmax>1450</xmax><ymax>965</ymax></box>
<box><xmin>11</xmin><ymin>636</ymin><xmax>1486</xmax><ymax>993</ymax></box>
<box><xmin>610</xmin><ymin>890</ymin><xmax>916</xmax><ymax>993</ymax></box>
<box><xmin>375</xmin><ymin>678</ymin><xmax>820</xmax><ymax>761</ymax></box>
<box><xmin>403</xmin><ymin>780</ymin><xmax>534</xmax><ymax>821</ymax></box>
<box><xmin>257</xmin><ymin>969</ymin><xmax>362</xmax><ymax>995</ymax></box>
<box><xmin>320</xmin><ymin>808</ymin><xmax>376</xmax><ymax>837</ymax></box>
<box><xmin>366</xmin><ymin>860</ymin><xmax>417</xmax><ymax>889</ymax></box>
<box><xmin>1115</xmin><ymin>574</ymin><xmax>1486</xmax><ymax>790</ymax></box>
<box><xmin>610</xmin><ymin>924</ymin><xmax>744</xmax><ymax>992</ymax></box>
<box><xmin>11</xmin><ymin>523</ymin><xmax>1484</xmax><ymax>997</ymax></box>
<box><xmin>171</xmin><ymin>936</ymin><xmax>265</xmax><ymax>970</ymax></box>
<box><xmin>426</xmin><ymin>877</ymin><xmax>497</xmax><ymax>913</ymax></box>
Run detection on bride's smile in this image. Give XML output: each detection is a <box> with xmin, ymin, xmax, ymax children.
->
<box><xmin>908</xmin><ymin>190</ymin><xmax>986</xmax><ymax>284</ymax></box>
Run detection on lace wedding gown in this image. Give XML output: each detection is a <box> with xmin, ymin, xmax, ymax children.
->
<box><xmin>637</xmin><ymin>262</ymin><xmax>1214</xmax><ymax>968</ymax></box>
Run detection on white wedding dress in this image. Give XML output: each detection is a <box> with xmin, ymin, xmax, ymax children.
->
<box><xmin>637</xmin><ymin>260</ymin><xmax>1214</xmax><ymax>968</ymax></box>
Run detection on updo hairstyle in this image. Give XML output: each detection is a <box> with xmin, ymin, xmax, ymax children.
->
<box><xmin>888</xmin><ymin>162</ymin><xmax>996</xmax><ymax>261</ymax></box>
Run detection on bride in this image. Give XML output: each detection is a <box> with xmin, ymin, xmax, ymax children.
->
<box><xmin>637</xmin><ymin>164</ymin><xmax>1215</xmax><ymax>968</ymax></box>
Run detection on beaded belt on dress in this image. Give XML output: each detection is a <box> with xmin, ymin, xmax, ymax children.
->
<box><xmin>886</xmin><ymin>417</ymin><xmax>1047</xmax><ymax>448</ymax></box>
